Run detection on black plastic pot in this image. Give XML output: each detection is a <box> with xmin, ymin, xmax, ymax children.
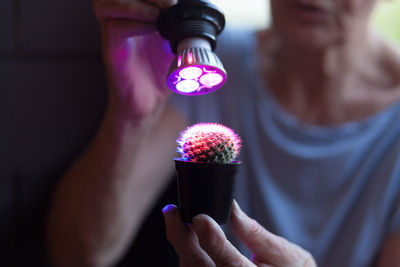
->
<box><xmin>174</xmin><ymin>158</ymin><xmax>240</xmax><ymax>225</ymax></box>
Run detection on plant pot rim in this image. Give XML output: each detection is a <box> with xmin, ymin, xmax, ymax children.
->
<box><xmin>174</xmin><ymin>158</ymin><xmax>241</xmax><ymax>165</ymax></box>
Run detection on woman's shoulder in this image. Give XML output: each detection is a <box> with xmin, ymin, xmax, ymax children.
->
<box><xmin>363</xmin><ymin>34</ymin><xmax>400</xmax><ymax>112</ymax></box>
<box><xmin>378</xmin><ymin>36</ymin><xmax>400</xmax><ymax>90</ymax></box>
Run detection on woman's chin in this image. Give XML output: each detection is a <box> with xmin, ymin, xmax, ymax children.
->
<box><xmin>281</xmin><ymin>28</ymin><xmax>337</xmax><ymax>49</ymax></box>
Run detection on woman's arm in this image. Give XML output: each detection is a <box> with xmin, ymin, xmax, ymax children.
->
<box><xmin>47</xmin><ymin>104</ymin><xmax>186</xmax><ymax>267</ymax></box>
<box><xmin>46</xmin><ymin>0</ymin><xmax>187</xmax><ymax>266</ymax></box>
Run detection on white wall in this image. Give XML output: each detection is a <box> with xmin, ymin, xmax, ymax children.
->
<box><xmin>211</xmin><ymin>0</ymin><xmax>270</xmax><ymax>29</ymax></box>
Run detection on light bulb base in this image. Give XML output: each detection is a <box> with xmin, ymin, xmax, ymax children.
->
<box><xmin>157</xmin><ymin>0</ymin><xmax>225</xmax><ymax>54</ymax></box>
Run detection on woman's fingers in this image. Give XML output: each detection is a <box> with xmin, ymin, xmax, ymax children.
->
<box><xmin>94</xmin><ymin>0</ymin><xmax>160</xmax><ymax>21</ymax></box>
<box><xmin>94</xmin><ymin>0</ymin><xmax>179</xmax><ymax>41</ymax></box>
<box><xmin>100</xmin><ymin>20</ymin><xmax>156</xmax><ymax>45</ymax></box>
<box><xmin>162</xmin><ymin>205</ymin><xmax>215</xmax><ymax>266</ymax></box>
<box><xmin>94</xmin><ymin>0</ymin><xmax>178</xmax><ymax>21</ymax></box>
<box><xmin>229</xmin><ymin>201</ymin><xmax>290</xmax><ymax>264</ymax></box>
<box><xmin>146</xmin><ymin>0</ymin><xmax>178</xmax><ymax>8</ymax></box>
<box><xmin>192</xmin><ymin>214</ymin><xmax>256</xmax><ymax>267</ymax></box>
<box><xmin>229</xmin><ymin>201</ymin><xmax>316</xmax><ymax>267</ymax></box>
<box><xmin>164</xmin><ymin>201</ymin><xmax>316</xmax><ymax>267</ymax></box>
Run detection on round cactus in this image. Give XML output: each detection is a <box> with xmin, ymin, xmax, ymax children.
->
<box><xmin>177</xmin><ymin>123</ymin><xmax>241</xmax><ymax>163</ymax></box>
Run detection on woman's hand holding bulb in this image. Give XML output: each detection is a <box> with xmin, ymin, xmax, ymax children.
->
<box><xmin>47</xmin><ymin>2</ymin><xmax>187</xmax><ymax>267</ymax></box>
<box><xmin>93</xmin><ymin>0</ymin><xmax>177</xmax><ymax>119</ymax></box>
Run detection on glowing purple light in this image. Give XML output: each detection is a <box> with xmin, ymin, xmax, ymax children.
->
<box><xmin>176</xmin><ymin>80</ymin><xmax>200</xmax><ymax>93</ymax></box>
<box><xmin>179</xmin><ymin>67</ymin><xmax>203</xmax><ymax>80</ymax></box>
<box><xmin>199</xmin><ymin>73</ymin><xmax>224</xmax><ymax>87</ymax></box>
<box><xmin>177</xmin><ymin>55</ymin><xmax>182</xmax><ymax>67</ymax></box>
<box><xmin>167</xmin><ymin>66</ymin><xmax>226</xmax><ymax>95</ymax></box>
<box><xmin>188</xmin><ymin>53</ymin><xmax>194</xmax><ymax>64</ymax></box>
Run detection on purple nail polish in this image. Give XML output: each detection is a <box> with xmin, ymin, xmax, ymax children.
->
<box><xmin>162</xmin><ymin>204</ymin><xmax>175</xmax><ymax>214</ymax></box>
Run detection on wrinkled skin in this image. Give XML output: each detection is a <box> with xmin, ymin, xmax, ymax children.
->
<box><xmin>163</xmin><ymin>202</ymin><xmax>317</xmax><ymax>267</ymax></box>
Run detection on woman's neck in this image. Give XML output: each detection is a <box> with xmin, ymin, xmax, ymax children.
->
<box><xmin>259</xmin><ymin>29</ymin><xmax>400</xmax><ymax>125</ymax></box>
<box><xmin>277</xmin><ymin>32</ymin><xmax>369</xmax><ymax>94</ymax></box>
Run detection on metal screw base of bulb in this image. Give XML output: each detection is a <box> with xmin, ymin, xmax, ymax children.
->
<box><xmin>157</xmin><ymin>0</ymin><xmax>225</xmax><ymax>54</ymax></box>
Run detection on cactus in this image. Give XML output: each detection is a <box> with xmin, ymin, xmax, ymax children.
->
<box><xmin>177</xmin><ymin>123</ymin><xmax>241</xmax><ymax>163</ymax></box>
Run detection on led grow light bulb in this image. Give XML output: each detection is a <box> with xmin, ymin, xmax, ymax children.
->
<box><xmin>166</xmin><ymin>39</ymin><xmax>226</xmax><ymax>95</ymax></box>
<box><xmin>157</xmin><ymin>0</ymin><xmax>226</xmax><ymax>96</ymax></box>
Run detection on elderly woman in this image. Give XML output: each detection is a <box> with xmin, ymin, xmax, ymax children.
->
<box><xmin>47</xmin><ymin>0</ymin><xmax>400</xmax><ymax>266</ymax></box>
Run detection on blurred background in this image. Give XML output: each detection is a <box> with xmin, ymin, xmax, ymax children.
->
<box><xmin>213</xmin><ymin>0</ymin><xmax>400</xmax><ymax>43</ymax></box>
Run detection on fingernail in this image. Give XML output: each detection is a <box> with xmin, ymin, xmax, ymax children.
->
<box><xmin>163</xmin><ymin>0</ymin><xmax>178</xmax><ymax>7</ymax></box>
<box><xmin>193</xmin><ymin>215</ymin><xmax>206</xmax><ymax>232</ymax></box>
<box><xmin>161</xmin><ymin>0</ymin><xmax>171</xmax><ymax>8</ymax></box>
<box><xmin>233</xmin><ymin>199</ymin><xmax>242</xmax><ymax>213</ymax></box>
<box><xmin>147</xmin><ymin>6</ymin><xmax>160</xmax><ymax>18</ymax></box>
<box><xmin>162</xmin><ymin>204</ymin><xmax>176</xmax><ymax>220</ymax></box>
<box><xmin>232</xmin><ymin>199</ymin><xmax>246</xmax><ymax>221</ymax></box>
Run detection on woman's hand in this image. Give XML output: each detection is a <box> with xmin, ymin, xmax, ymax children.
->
<box><xmin>163</xmin><ymin>201</ymin><xmax>317</xmax><ymax>267</ymax></box>
<box><xmin>93</xmin><ymin>0</ymin><xmax>177</xmax><ymax>118</ymax></box>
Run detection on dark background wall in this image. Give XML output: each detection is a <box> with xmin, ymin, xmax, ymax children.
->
<box><xmin>0</xmin><ymin>1</ymin><xmax>179</xmax><ymax>266</ymax></box>
<box><xmin>0</xmin><ymin>0</ymin><xmax>107</xmax><ymax>265</ymax></box>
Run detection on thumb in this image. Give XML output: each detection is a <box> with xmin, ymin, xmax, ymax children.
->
<box><xmin>229</xmin><ymin>200</ymin><xmax>315</xmax><ymax>267</ymax></box>
<box><xmin>192</xmin><ymin>214</ymin><xmax>255</xmax><ymax>267</ymax></box>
